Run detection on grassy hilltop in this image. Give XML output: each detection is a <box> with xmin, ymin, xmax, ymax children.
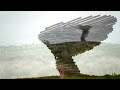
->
<box><xmin>20</xmin><ymin>74</ymin><xmax>120</xmax><ymax>79</ymax></box>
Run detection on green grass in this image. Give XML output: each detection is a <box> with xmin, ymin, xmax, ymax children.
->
<box><xmin>48</xmin><ymin>41</ymin><xmax>101</xmax><ymax>57</ymax></box>
<box><xmin>19</xmin><ymin>74</ymin><xmax>120</xmax><ymax>79</ymax></box>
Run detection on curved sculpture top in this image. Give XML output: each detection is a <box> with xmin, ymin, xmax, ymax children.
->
<box><xmin>38</xmin><ymin>15</ymin><xmax>117</xmax><ymax>44</ymax></box>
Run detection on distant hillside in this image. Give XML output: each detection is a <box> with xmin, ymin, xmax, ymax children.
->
<box><xmin>73</xmin><ymin>42</ymin><xmax>120</xmax><ymax>76</ymax></box>
<box><xmin>0</xmin><ymin>42</ymin><xmax>120</xmax><ymax>79</ymax></box>
<box><xmin>0</xmin><ymin>44</ymin><xmax>59</xmax><ymax>79</ymax></box>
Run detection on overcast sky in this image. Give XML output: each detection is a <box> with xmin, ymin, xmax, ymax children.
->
<box><xmin>0</xmin><ymin>11</ymin><xmax>120</xmax><ymax>45</ymax></box>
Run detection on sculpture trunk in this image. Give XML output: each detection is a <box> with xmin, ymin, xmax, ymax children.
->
<box><xmin>47</xmin><ymin>41</ymin><xmax>101</xmax><ymax>77</ymax></box>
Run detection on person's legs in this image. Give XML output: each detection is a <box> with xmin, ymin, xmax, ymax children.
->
<box><xmin>81</xmin><ymin>30</ymin><xmax>89</xmax><ymax>41</ymax></box>
<box><xmin>81</xmin><ymin>35</ymin><xmax>86</xmax><ymax>41</ymax></box>
<box><xmin>84</xmin><ymin>30</ymin><xmax>89</xmax><ymax>38</ymax></box>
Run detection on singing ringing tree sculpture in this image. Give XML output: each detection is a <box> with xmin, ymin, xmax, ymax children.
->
<box><xmin>38</xmin><ymin>15</ymin><xmax>117</xmax><ymax>78</ymax></box>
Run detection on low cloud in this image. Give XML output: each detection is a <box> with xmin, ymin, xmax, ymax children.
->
<box><xmin>0</xmin><ymin>43</ymin><xmax>120</xmax><ymax>78</ymax></box>
<box><xmin>0</xmin><ymin>44</ymin><xmax>59</xmax><ymax>79</ymax></box>
<box><xmin>73</xmin><ymin>43</ymin><xmax>120</xmax><ymax>75</ymax></box>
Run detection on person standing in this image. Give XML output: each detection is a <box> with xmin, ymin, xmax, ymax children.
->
<box><xmin>68</xmin><ymin>24</ymin><xmax>92</xmax><ymax>41</ymax></box>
